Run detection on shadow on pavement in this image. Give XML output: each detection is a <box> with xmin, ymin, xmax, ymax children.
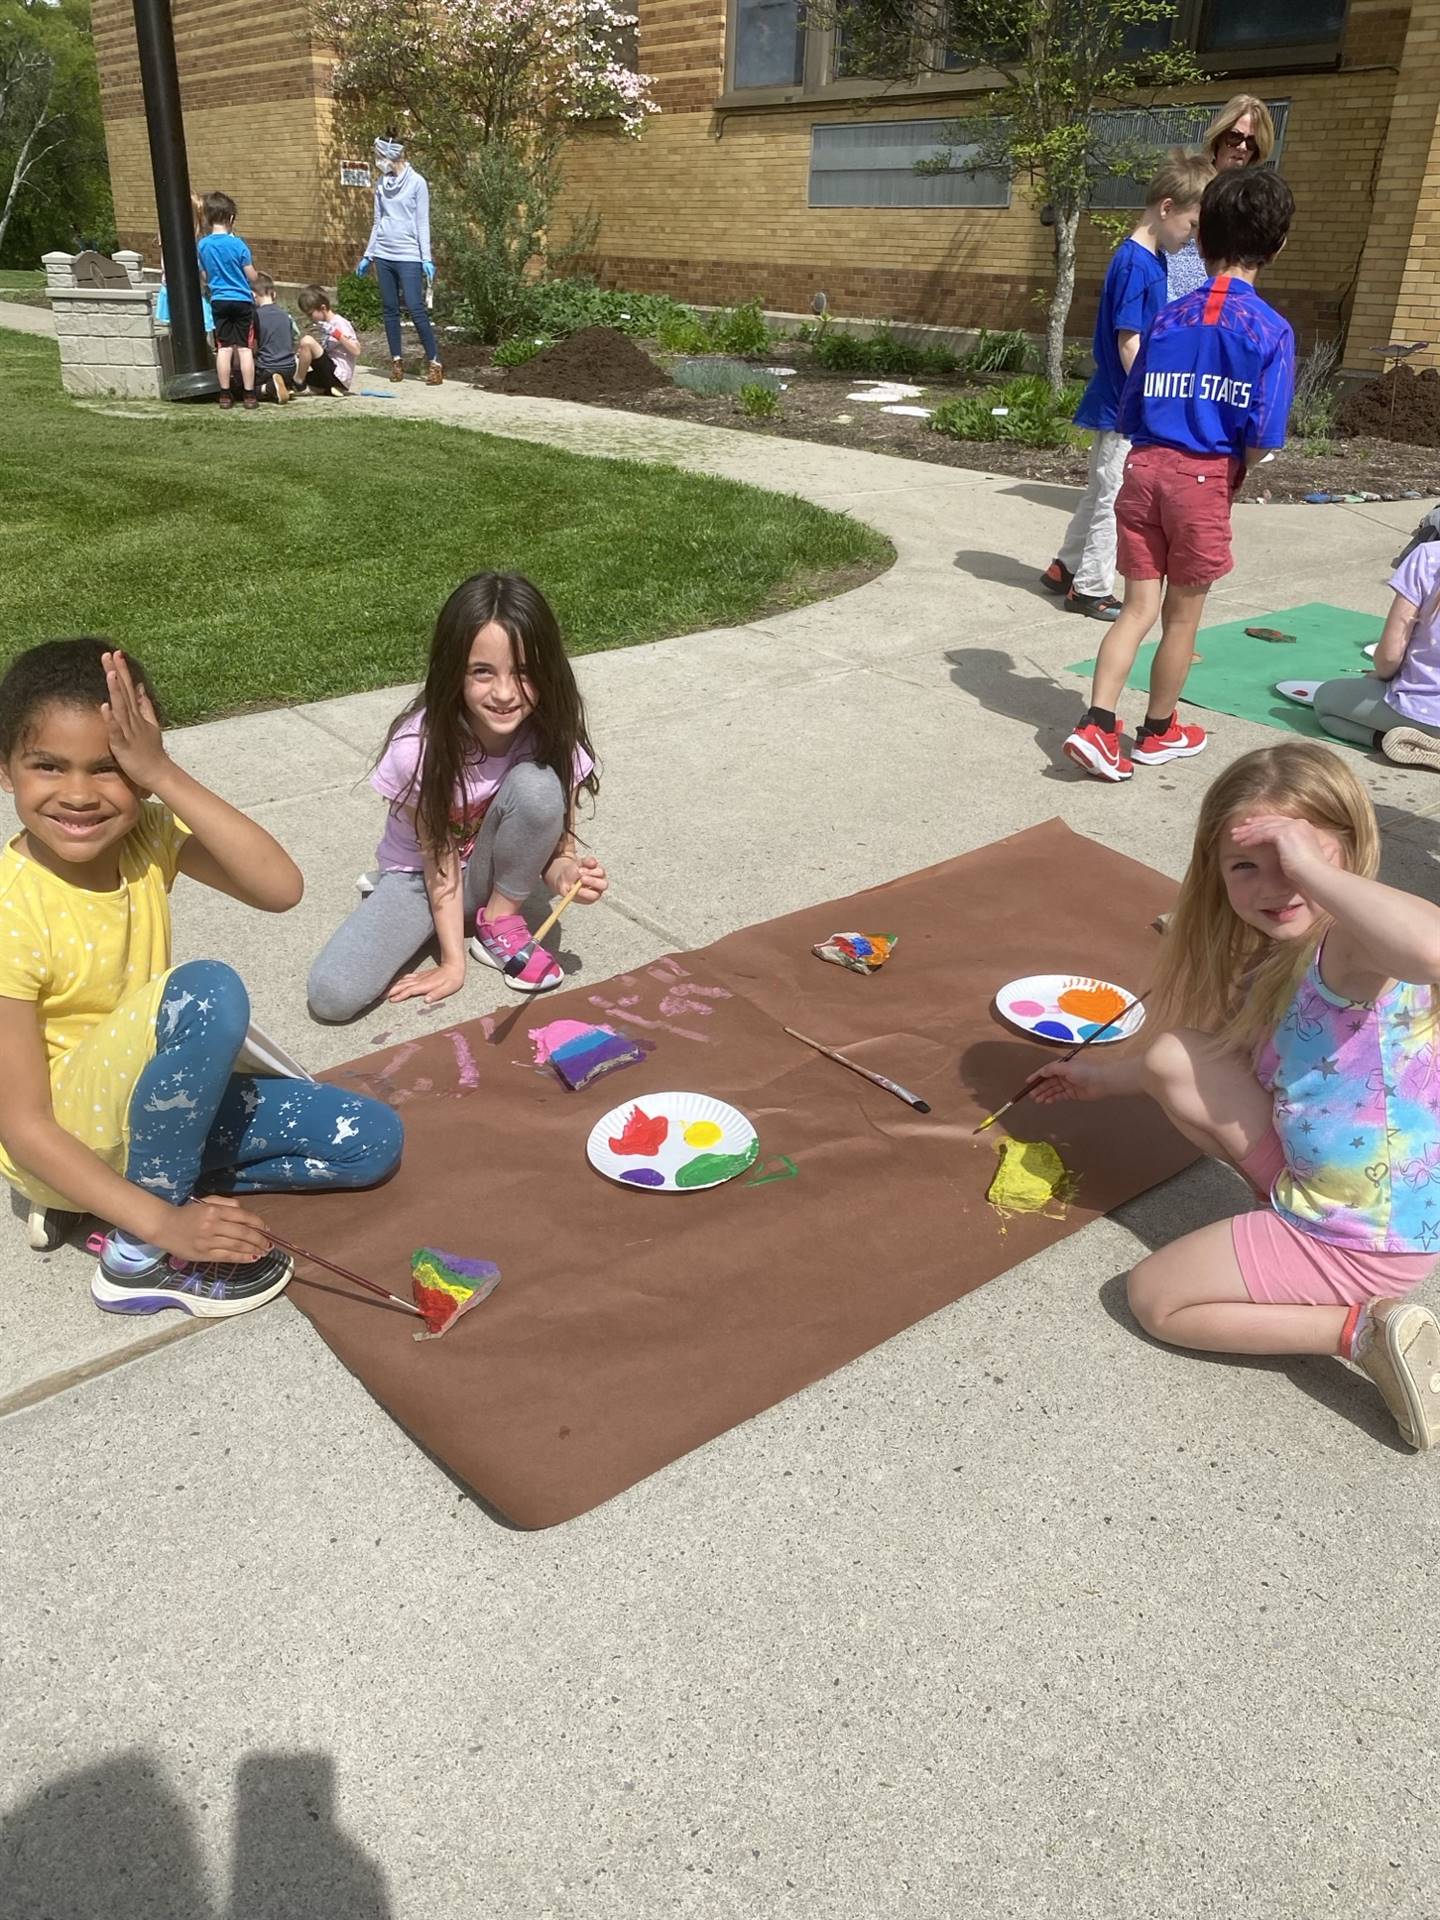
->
<box><xmin>0</xmin><ymin>1749</ymin><xmax>392</xmax><ymax>1920</ymax></box>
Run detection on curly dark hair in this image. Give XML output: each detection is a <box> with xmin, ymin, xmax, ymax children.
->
<box><xmin>0</xmin><ymin>638</ymin><xmax>161</xmax><ymax>757</ymax></box>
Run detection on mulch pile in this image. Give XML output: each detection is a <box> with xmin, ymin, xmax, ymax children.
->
<box><xmin>498</xmin><ymin>325</ymin><xmax>667</xmax><ymax>403</ymax></box>
<box><xmin>1337</xmin><ymin>364</ymin><xmax>1440</xmax><ymax>448</ymax></box>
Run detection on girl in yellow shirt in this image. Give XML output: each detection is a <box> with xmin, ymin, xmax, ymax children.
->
<box><xmin>0</xmin><ymin>640</ymin><xmax>402</xmax><ymax>1316</ymax></box>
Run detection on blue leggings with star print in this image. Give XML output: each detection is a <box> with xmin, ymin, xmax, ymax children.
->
<box><xmin>124</xmin><ymin>961</ymin><xmax>402</xmax><ymax>1203</ymax></box>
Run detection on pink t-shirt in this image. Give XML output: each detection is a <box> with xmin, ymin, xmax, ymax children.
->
<box><xmin>321</xmin><ymin>311</ymin><xmax>359</xmax><ymax>387</ymax></box>
<box><xmin>371</xmin><ymin>712</ymin><xmax>593</xmax><ymax>872</ymax></box>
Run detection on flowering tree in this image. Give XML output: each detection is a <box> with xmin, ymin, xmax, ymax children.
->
<box><xmin>311</xmin><ymin>0</ymin><xmax>657</xmax><ymax>177</ymax></box>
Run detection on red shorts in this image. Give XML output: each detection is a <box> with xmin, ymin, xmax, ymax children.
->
<box><xmin>1115</xmin><ymin>443</ymin><xmax>1240</xmax><ymax>588</ymax></box>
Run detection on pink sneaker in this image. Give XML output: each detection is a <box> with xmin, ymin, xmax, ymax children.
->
<box><xmin>468</xmin><ymin>913</ymin><xmax>563</xmax><ymax>993</ymax></box>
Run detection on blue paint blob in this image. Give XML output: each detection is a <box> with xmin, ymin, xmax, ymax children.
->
<box><xmin>620</xmin><ymin>1167</ymin><xmax>666</xmax><ymax>1187</ymax></box>
<box><xmin>1078</xmin><ymin>1022</ymin><xmax>1103</xmax><ymax>1040</ymax></box>
<box><xmin>1033</xmin><ymin>1019</ymin><xmax>1076</xmax><ymax>1041</ymax></box>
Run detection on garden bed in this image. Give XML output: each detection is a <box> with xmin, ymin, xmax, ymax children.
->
<box><xmin>358</xmin><ymin>317</ymin><xmax>1440</xmax><ymax>508</ymax></box>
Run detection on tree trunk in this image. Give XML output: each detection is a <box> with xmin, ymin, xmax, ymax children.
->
<box><xmin>0</xmin><ymin>83</ymin><xmax>56</xmax><ymax>260</ymax></box>
<box><xmin>1045</xmin><ymin>205</ymin><xmax>1081</xmax><ymax>394</ymax></box>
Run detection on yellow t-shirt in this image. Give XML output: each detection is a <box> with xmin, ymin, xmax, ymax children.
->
<box><xmin>0</xmin><ymin>802</ymin><xmax>188</xmax><ymax>1207</ymax></box>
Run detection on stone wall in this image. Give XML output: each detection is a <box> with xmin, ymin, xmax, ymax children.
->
<box><xmin>43</xmin><ymin>250</ymin><xmax>170</xmax><ymax>399</ymax></box>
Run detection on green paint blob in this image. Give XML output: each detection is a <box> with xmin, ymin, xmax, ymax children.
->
<box><xmin>674</xmin><ymin>1136</ymin><xmax>760</xmax><ymax>1189</ymax></box>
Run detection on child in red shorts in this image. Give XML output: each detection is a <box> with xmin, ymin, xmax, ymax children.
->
<box><xmin>1063</xmin><ymin>168</ymin><xmax>1296</xmax><ymax>783</ymax></box>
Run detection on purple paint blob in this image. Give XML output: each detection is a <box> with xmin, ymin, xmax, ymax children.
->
<box><xmin>620</xmin><ymin>1167</ymin><xmax>666</xmax><ymax>1187</ymax></box>
<box><xmin>1033</xmin><ymin>1019</ymin><xmax>1075</xmax><ymax>1041</ymax></box>
<box><xmin>1010</xmin><ymin>998</ymin><xmax>1046</xmax><ymax>1017</ymax></box>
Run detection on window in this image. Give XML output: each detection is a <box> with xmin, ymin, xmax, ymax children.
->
<box><xmin>1085</xmin><ymin>100</ymin><xmax>1290</xmax><ymax>210</ymax></box>
<box><xmin>809</xmin><ymin>119</ymin><xmax>1011</xmax><ymax>208</ymax></box>
<box><xmin>733</xmin><ymin>0</ymin><xmax>806</xmax><ymax>90</ymax></box>
<box><xmin>1199</xmin><ymin>0</ymin><xmax>1345</xmax><ymax>53</ymax></box>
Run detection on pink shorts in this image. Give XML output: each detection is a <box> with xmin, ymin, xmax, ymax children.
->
<box><xmin>1115</xmin><ymin>444</ymin><xmax>1239</xmax><ymax>588</ymax></box>
<box><xmin>1233</xmin><ymin>1132</ymin><xmax>1435</xmax><ymax>1307</ymax></box>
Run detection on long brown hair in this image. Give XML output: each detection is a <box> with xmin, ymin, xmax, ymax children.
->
<box><xmin>1152</xmin><ymin>742</ymin><xmax>1380</xmax><ymax>1051</ymax></box>
<box><xmin>379</xmin><ymin>573</ymin><xmax>598</xmax><ymax>861</ymax></box>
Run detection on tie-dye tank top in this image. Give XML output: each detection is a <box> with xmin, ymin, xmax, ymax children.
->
<box><xmin>1254</xmin><ymin>949</ymin><xmax>1440</xmax><ymax>1254</ymax></box>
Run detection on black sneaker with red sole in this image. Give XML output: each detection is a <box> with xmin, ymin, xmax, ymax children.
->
<box><xmin>1040</xmin><ymin>559</ymin><xmax>1073</xmax><ymax>595</ymax></box>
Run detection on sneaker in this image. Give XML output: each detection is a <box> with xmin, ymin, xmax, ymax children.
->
<box><xmin>242</xmin><ymin>391</ymin><xmax>258</xmax><ymax>411</ymax></box>
<box><xmin>27</xmin><ymin>1203</ymin><xmax>83</xmax><ymax>1252</ymax></box>
<box><xmin>1063</xmin><ymin>719</ymin><xmax>1133</xmax><ymax>783</ymax></box>
<box><xmin>90</xmin><ymin>1238</ymin><xmax>294</xmax><ymax>1319</ymax></box>
<box><xmin>1040</xmin><ymin>559</ymin><xmax>1073</xmax><ymax>595</ymax></box>
<box><xmin>425</xmin><ymin>360</ymin><xmax>445</xmax><ymax>386</ymax></box>
<box><xmin>1383</xmin><ymin>727</ymin><xmax>1440</xmax><ymax>774</ymax></box>
<box><xmin>1064</xmin><ymin>587</ymin><xmax>1122</xmax><ymax>621</ymax></box>
<box><xmin>217</xmin><ymin>392</ymin><xmax>234</xmax><ymax>411</ymax></box>
<box><xmin>390</xmin><ymin>357</ymin><xmax>405</xmax><ymax>381</ymax></box>
<box><xmin>1352</xmin><ymin>1297</ymin><xmax>1440</xmax><ymax>1450</ymax></box>
<box><xmin>468</xmin><ymin>913</ymin><xmax>564</xmax><ymax>993</ymax></box>
<box><xmin>272</xmin><ymin>372</ymin><xmax>290</xmax><ymax>405</ymax></box>
<box><xmin>1131</xmin><ymin>715</ymin><xmax>1208</xmax><ymax>766</ymax></box>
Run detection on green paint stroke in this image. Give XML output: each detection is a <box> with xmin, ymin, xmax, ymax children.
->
<box><xmin>675</xmin><ymin>1136</ymin><xmax>761</xmax><ymax>1188</ymax></box>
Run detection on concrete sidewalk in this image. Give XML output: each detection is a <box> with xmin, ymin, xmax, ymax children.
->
<box><xmin>4</xmin><ymin>326</ymin><xmax>1439</xmax><ymax>1918</ymax></box>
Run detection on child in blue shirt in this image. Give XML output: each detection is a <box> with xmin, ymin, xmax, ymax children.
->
<box><xmin>1043</xmin><ymin>153</ymin><xmax>1212</xmax><ymax>621</ymax></box>
<box><xmin>196</xmin><ymin>191</ymin><xmax>259</xmax><ymax>411</ymax></box>
<box><xmin>1064</xmin><ymin>167</ymin><xmax>1296</xmax><ymax>783</ymax></box>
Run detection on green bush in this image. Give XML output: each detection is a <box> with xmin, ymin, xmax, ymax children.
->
<box><xmin>738</xmin><ymin>383</ymin><xmax>780</xmax><ymax>418</ymax></box>
<box><xmin>671</xmin><ymin>357</ymin><xmax>781</xmax><ymax>397</ymax></box>
<box><xmin>655</xmin><ymin>307</ymin><xmax>715</xmax><ymax>353</ymax></box>
<box><xmin>491</xmin><ymin>333</ymin><xmax>554</xmax><ymax>367</ymax></box>
<box><xmin>810</xmin><ymin>325</ymin><xmax>957</xmax><ymax>379</ymax></box>
<box><xmin>521</xmin><ymin>277</ymin><xmax>694</xmax><ymax>339</ymax></box>
<box><xmin>706</xmin><ymin>299</ymin><xmax>773</xmax><ymax>354</ymax></box>
<box><xmin>1289</xmin><ymin>338</ymin><xmax>1341</xmax><ymax>440</ymax></box>
<box><xmin>959</xmin><ymin>328</ymin><xmax>1029</xmax><ymax>376</ymax></box>
<box><xmin>931</xmin><ymin>374</ymin><xmax>1082</xmax><ymax>449</ymax></box>
<box><xmin>338</xmin><ymin>270</ymin><xmax>381</xmax><ymax>329</ymax></box>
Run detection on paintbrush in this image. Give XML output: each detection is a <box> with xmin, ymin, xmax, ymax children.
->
<box><xmin>784</xmin><ymin>1026</ymin><xmax>931</xmax><ymax>1113</ymax></box>
<box><xmin>505</xmin><ymin>875</ymin><xmax>585</xmax><ymax>978</ymax></box>
<box><xmin>267</xmin><ymin>1231</ymin><xmax>426</xmax><ymax>1319</ymax></box>
<box><xmin>973</xmin><ymin>992</ymin><xmax>1146</xmax><ymax>1134</ymax></box>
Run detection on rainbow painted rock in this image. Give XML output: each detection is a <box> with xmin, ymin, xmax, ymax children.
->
<box><xmin>812</xmin><ymin>931</ymin><xmax>897</xmax><ymax>975</ymax></box>
<box><xmin>411</xmin><ymin>1248</ymin><xmax>501</xmax><ymax>1341</ymax></box>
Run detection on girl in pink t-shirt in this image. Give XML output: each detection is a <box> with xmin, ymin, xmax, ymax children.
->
<box><xmin>307</xmin><ymin>573</ymin><xmax>605</xmax><ymax>1019</ymax></box>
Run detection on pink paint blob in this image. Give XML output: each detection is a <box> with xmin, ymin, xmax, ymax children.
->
<box><xmin>1010</xmin><ymin>998</ymin><xmax>1046</xmax><ymax>1017</ymax></box>
<box><xmin>529</xmin><ymin>1018</ymin><xmax>605</xmax><ymax>1067</ymax></box>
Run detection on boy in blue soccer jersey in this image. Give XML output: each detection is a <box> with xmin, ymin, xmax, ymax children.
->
<box><xmin>1042</xmin><ymin>152</ymin><xmax>1212</xmax><ymax>621</ymax></box>
<box><xmin>1063</xmin><ymin>168</ymin><xmax>1296</xmax><ymax>783</ymax></box>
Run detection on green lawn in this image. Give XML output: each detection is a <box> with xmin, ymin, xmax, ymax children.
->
<box><xmin>0</xmin><ymin>330</ymin><xmax>891</xmax><ymax>726</ymax></box>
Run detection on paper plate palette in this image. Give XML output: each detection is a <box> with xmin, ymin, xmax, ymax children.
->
<box><xmin>1276</xmin><ymin>679</ymin><xmax>1320</xmax><ymax>707</ymax></box>
<box><xmin>588</xmin><ymin>1092</ymin><xmax>759</xmax><ymax>1192</ymax></box>
<box><xmin>995</xmin><ymin>974</ymin><xmax>1144</xmax><ymax>1046</ymax></box>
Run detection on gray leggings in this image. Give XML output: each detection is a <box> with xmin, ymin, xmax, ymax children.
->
<box><xmin>1312</xmin><ymin>674</ymin><xmax>1440</xmax><ymax>748</ymax></box>
<box><xmin>307</xmin><ymin>759</ymin><xmax>565</xmax><ymax>1023</ymax></box>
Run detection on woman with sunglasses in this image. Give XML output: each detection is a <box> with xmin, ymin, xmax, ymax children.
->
<box><xmin>1167</xmin><ymin>95</ymin><xmax>1277</xmax><ymax>301</ymax></box>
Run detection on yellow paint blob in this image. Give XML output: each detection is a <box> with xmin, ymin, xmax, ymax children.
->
<box><xmin>985</xmin><ymin>1138</ymin><xmax>1077</xmax><ymax>1224</ymax></box>
<box><xmin>683</xmin><ymin>1120</ymin><xmax>723</xmax><ymax>1148</ymax></box>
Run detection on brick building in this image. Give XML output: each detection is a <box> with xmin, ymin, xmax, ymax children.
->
<box><xmin>95</xmin><ymin>0</ymin><xmax>1440</xmax><ymax>370</ymax></box>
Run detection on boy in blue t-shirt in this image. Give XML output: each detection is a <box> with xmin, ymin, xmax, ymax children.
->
<box><xmin>1043</xmin><ymin>153</ymin><xmax>1212</xmax><ymax>621</ymax></box>
<box><xmin>1064</xmin><ymin>168</ymin><xmax>1296</xmax><ymax>783</ymax></box>
<box><xmin>196</xmin><ymin>191</ymin><xmax>259</xmax><ymax>411</ymax></box>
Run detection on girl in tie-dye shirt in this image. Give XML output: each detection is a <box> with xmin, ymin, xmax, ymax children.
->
<box><xmin>1029</xmin><ymin>741</ymin><xmax>1440</xmax><ymax>1453</ymax></box>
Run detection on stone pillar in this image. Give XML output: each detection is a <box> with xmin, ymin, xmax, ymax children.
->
<box><xmin>1345</xmin><ymin>0</ymin><xmax>1440</xmax><ymax>372</ymax></box>
<box><xmin>44</xmin><ymin>249</ymin><xmax>172</xmax><ymax>400</ymax></box>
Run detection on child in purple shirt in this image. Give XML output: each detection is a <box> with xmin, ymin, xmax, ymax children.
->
<box><xmin>1313</xmin><ymin>542</ymin><xmax>1440</xmax><ymax>771</ymax></box>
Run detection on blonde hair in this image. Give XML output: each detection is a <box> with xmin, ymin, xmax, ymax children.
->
<box><xmin>1146</xmin><ymin>149</ymin><xmax>1214</xmax><ymax>210</ymax></box>
<box><xmin>1204</xmin><ymin>94</ymin><xmax>1276</xmax><ymax>167</ymax></box>
<box><xmin>1152</xmin><ymin>743</ymin><xmax>1380</xmax><ymax>1050</ymax></box>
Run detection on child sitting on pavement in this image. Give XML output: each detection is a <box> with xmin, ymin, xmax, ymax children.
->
<box><xmin>1063</xmin><ymin>168</ymin><xmax>1296</xmax><ymax>784</ymax></box>
<box><xmin>1310</xmin><ymin>539</ymin><xmax>1440</xmax><ymax>773</ymax></box>
<box><xmin>296</xmin><ymin>285</ymin><xmax>359</xmax><ymax>396</ymax></box>
<box><xmin>1042</xmin><ymin>152</ymin><xmax>1213</xmax><ymax>622</ymax></box>
<box><xmin>252</xmin><ymin>274</ymin><xmax>299</xmax><ymax>404</ymax></box>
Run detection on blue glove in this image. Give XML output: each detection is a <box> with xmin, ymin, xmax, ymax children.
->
<box><xmin>423</xmin><ymin>259</ymin><xmax>435</xmax><ymax>280</ymax></box>
<box><xmin>356</xmin><ymin>256</ymin><xmax>372</xmax><ymax>276</ymax></box>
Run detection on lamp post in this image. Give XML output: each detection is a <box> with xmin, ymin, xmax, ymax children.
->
<box><xmin>132</xmin><ymin>0</ymin><xmax>217</xmax><ymax>399</ymax></box>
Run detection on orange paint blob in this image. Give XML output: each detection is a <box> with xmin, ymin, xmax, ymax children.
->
<box><xmin>1057</xmin><ymin>984</ymin><xmax>1127</xmax><ymax>1025</ymax></box>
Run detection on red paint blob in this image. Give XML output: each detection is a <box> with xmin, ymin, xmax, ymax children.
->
<box><xmin>610</xmin><ymin>1106</ymin><xmax>669</xmax><ymax>1156</ymax></box>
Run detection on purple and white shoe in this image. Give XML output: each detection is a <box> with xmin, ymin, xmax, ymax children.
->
<box><xmin>90</xmin><ymin>1239</ymin><xmax>294</xmax><ymax>1318</ymax></box>
<box><xmin>468</xmin><ymin>912</ymin><xmax>563</xmax><ymax>993</ymax></box>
